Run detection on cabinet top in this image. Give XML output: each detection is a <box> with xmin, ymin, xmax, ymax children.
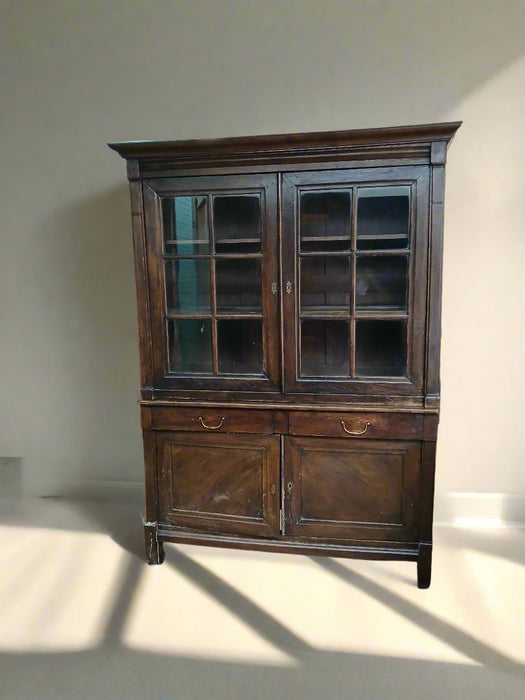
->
<box><xmin>108</xmin><ymin>122</ymin><xmax>461</xmax><ymax>168</ymax></box>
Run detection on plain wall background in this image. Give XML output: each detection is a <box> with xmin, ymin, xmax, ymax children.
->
<box><xmin>1</xmin><ymin>0</ymin><xmax>524</xmax><ymax>506</ymax></box>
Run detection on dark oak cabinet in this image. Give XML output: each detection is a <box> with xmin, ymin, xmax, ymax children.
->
<box><xmin>110</xmin><ymin>122</ymin><xmax>460</xmax><ymax>587</ymax></box>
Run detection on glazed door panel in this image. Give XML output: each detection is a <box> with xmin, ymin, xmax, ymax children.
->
<box><xmin>283</xmin><ymin>436</ymin><xmax>421</xmax><ymax>541</ymax></box>
<box><xmin>143</xmin><ymin>174</ymin><xmax>280</xmax><ymax>391</ymax></box>
<box><xmin>281</xmin><ymin>167</ymin><xmax>429</xmax><ymax>396</ymax></box>
<box><xmin>156</xmin><ymin>432</ymin><xmax>280</xmax><ymax>537</ymax></box>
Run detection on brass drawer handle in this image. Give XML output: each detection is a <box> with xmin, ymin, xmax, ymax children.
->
<box><xmin>198</xmin><ymin>416</ymin><xmax>226</xmax><ymax>430</ymax></box>
<box><xmin>341</xmin><ymin>420</ymin><xmax>370</xmax><ymax>436</ymax></box>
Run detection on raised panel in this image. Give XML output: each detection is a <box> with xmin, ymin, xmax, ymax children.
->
<box><xmin>156</xmin><ymin>432</ymin><xmax>280</xmax><ymax>536</ymax></box>
<box><xmin>284</xmin><ymin>436</ymin><xmax>420</xmax><ymax>541</ymax></box>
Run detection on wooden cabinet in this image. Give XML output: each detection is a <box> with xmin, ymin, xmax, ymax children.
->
<box><xmin>110</xmin><ymin>122</ymin><xmax>460</xmax><ymax>587</ymax></box>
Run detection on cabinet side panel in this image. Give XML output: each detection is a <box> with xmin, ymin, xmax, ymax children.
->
<box><xmin>129</xmin><ymin>175</ymin><xmax>154</xmax><ymax>388</ymax></box>
<box><xmin>142</xmin><ymin>429</ymin><xmax>159</xmax><ymax>524</ymax></box>
<box><xmin>409</xmin><ymin>171</ymin><xmax>430</xmax><ymax>391</ymax></box>
<box><xmin>419</xmin><ymin>441</ymin><xmax>437</xmax><ymax>544</ymax></box>
<box><xmin>425</xmin><ymin>162</ymin><xmax>446</xmax><ymax>402</ymax></box>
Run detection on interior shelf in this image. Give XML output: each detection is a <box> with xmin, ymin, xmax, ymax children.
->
<box><xmin>165</xmin><ymin>239</ymin><xmax>209</xmax><ymax>244</ymax></box>
<box><xmin>301</xmin><ymin>236</ymin><xmax>350</xmax><ymax>242</ymax></box>
<box><xmin>216</xmin><ymin>238</ymin><xmax>261</xmax><ymax>244</ymax></box>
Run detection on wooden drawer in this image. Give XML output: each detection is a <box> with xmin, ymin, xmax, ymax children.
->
<box><xmin>145</xmin><ymin>406</ymin><xmax>274</xmax><ymax>434</ymax></box>
<box><xmin>288</xmin><ymin>411</ymin><xmax>423</xmax><ymax>440</ymax></box>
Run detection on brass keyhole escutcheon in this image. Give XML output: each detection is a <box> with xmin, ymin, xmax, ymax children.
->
<box><xmin>270</xmin><ymin>483</ymin><xmax>277</xmax><ymax>495</ymax></box>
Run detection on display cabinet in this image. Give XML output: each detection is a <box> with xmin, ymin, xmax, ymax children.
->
<box><xmin>110</xmin><ymin>122</ymin><xmax>460</xmax><ymax>587</ymax></box>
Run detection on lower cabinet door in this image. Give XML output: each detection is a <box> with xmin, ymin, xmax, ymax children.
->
<box><xmin>156</xmin><ymin>431</ymin><xmax>280</xmax><ymax>537</ymax></box>
<box><xmin>284</xmin><ymin>436</ymin><xmax>421</xmax><ymax>541</ymax></box>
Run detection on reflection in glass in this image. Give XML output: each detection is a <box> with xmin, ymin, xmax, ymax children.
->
<box><xmin>357</xmin><ymin>187</ymin><xmax>409</xmax><ymax>250</ymax></box>
<box><xmin>214</xmin><ymin>195</ymin><xmax>261</xmax><ymax>249</ymax></box>
<box><xmin>301</xmin><ymin>320</ymin><xmax>349</xmax><ymax>377</ymax></box>
<box><xmin>163</xmin><ymin>196</ymin><xmax>209</xmax><ymax>253</ymax></box>
<box><xmin>301</xmin><ymin>257</ymin><xmax>350</xmax><ymax>312</ymax></box>
<box><xmin>216</xmin><ymin>259</ymin><xmax>261</xmax><ymax>313</ymax></box>
<box><xmin>168</xmin><ymin>319</ymin><xmax>213</xmax><ymax>373</ymax></box>
<box><xmin>355</xmin><ymin>320</ymin><xmax>406</xmax><ymax>376</ymax></box>
<box><xmin>356</xmin><ymin>256</ymin><xmax>408</xmax><ymax>311</ymax></box>
<box><xmin>300</xmin><ymin>191</ymin><xmax>351</xmax><ymax>250</ymax></box>
<box><xmin>217</xmin><ymin>320</ymin><xmax>262</xmax><ymax>374</ymax></box>
<box><xmin>165</xmin><ymin>259</ymin><xmax>210</xmax><ymax>314</ymax></box>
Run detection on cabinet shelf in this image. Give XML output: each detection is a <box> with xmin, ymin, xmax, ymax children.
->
<box><xmin>300</xmin><ymin>308</ymin><xmax>349</xmax><ymax>318</ymax></box>
<box><xmin>355</xmin><ymin>309</ymin><xmax>408</xmax><ymax>319</ymax></box>
<box><xmin>357</xmin><ymin>233</ymin><xmax>407</xmax><ymax>240</ymax></box>
<box><xmin>166</xmin><ymin>311</ymin><xmax>263</xmax><ymax>319</ymax></box>
<box><xmin>216</xmin><ymin>238</ymin><xmax>261</xmax><ymax>245</ymax></box>
<box><xmin>300</xmin><ymin>308</ymin><xmax>409</xmax><ymax>319</ymax></box>
<box><xmin>301</xmin><ymin>236</ymin><xmax>350</xmax><ymax>242</ymax></box>
<box><xmin>165</xmin><ymin>239</ymin><xmax>209</xmax><ymax>245</ymax></box>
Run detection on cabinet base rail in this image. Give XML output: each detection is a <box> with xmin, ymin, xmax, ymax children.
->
<box><xmin>146</xmin><ymin>524</ymin><xmax>432</xmax><ymax>588</ymax></box>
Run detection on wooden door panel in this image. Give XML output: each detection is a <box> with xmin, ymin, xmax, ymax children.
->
<box><xmin>284</xmin><ymin>436</ymin><xmax>420</xmax><ymax>541</ymax></box>
<box><xmin>157</xmin><ymin>432</ymin><xmax>280</xmax><ymax>537</ymax></box>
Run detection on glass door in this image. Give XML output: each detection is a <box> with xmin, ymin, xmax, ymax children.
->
<box><xmin>143</xmin><ymin>174</ymin><xmax>279</xmax><ymax>391</ymax></box>
<box><xmin>282</xmin><ymin>168</ymin><xmax>429</xmax><ymax>396</ymax></box>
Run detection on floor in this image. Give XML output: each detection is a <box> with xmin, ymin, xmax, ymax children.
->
<box><xmin>0</xmin><ymin>497</ymin><xmax>523</xmax><ymax>699</ymax></box>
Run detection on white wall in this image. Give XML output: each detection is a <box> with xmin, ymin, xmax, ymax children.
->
<box><xmin>1</xmin><ymin>0</ymin><xmax>524</xmax><ymax>507</ymax></box>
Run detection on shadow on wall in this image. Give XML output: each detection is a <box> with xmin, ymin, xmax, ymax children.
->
<box><xmin>24</xmin><ymin>184</ymin><xmax>143</xmax><ymax>494</ymax></box>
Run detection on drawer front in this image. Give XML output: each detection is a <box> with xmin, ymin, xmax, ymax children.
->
<box><xmin>147</xmin><ymin>406</ymin><xmax>274</xmax><ymax>434</ymax></box>
<box><xmin>288</xmin><ymin>411</ymin><xmax>423</xmax><ymax>440</ymax></box>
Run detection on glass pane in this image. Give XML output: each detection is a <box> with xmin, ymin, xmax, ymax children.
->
<box><xmin>216</xmin><ymin>259</ymin><xmax>261</xmax><ymax>313</ymax></box>
<box><xmin>217</xmin><ymin>320</ymin><xmax>263</xmax><ymax>374</ymax></box>
<box><xmin>357</xmin><ymin>186</ymin><xmax>409</xmax><ymax>250</ymax></box>
<box><xmin>165</xmin><ymin>259</ymin><xmax>210</xmax><ymax>314</ymax></box>
<box><xmin>355</xmin><ymin>320</ymin><xmax>406</xmax><ymax>376</ymax></box>
<box><xmin>168</xmin><ymin>319</ymin><xmax>213</xmax><ymax>373</ymax></box>
<box><xmin>301</xmin><ymin>257</ymin><xmax>350</xmax><ymax>312</ymax></box>
<box><xmin>163</xmin><ymin>196</ymin><xmax>209</xmax><ymax>254</ymax></box>
<box><xmin>300</xmin><ymin>191</ymin><xmax>351</xmax><ymax>251</ymax></box>
<box><xmin>356</xmin><ymin>256</ymin><xmax>408</xmax><ymax>311</ymax></box>
<box><xmin>301</xmin><ymin>320</ymin><xmax>349</xmax><ymax>377</ymax></box>
<box><xmin>214</xmin><ymin>195</ymin><xmax>261</xmax><ymax>253</ymax></box>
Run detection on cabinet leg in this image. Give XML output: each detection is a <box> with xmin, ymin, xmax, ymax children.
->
<box><xmin>144</xmin><ymin>523</ymin><xmax>164</xmax><ymax>565</ymax></box>
<box><xmin>417</xmin><ymin>543</ymin><xmax>432</xmax><ymax>589</ymax></box>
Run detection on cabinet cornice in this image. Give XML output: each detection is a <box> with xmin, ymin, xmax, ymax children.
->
<box><xmin>108</xmin><ymin>122</ymin><xmax>462</xmax><ymax>169</ymax></box>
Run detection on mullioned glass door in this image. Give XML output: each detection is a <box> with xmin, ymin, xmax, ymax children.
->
<box><xmin>282</xmin><ymin>167</ymin><xmax>429</xmax><ymax>396</ymax></box>
<box><xmin>143</xmin><ymin>174</ymin><xmax>279</xmax><ymax>391</ymax></box>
